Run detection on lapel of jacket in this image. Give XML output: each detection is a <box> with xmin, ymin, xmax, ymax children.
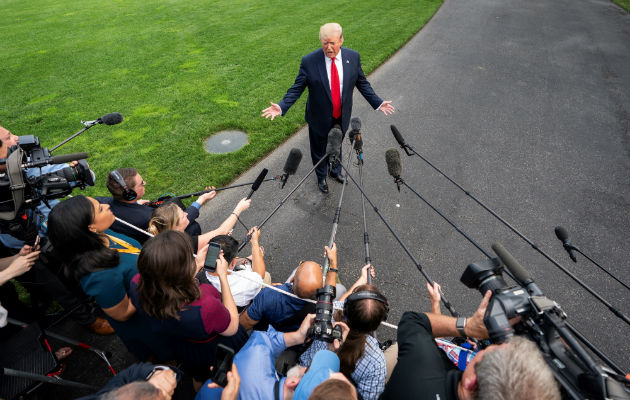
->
<box><xmin>341</xmin><ymin>47</ymin><xmax>351</xmax><ymax>103</ymax></box>
<box><xmin>317</xmin><ymin>51</ymin><xmax>332</xmax><ymax>103</ymax></box>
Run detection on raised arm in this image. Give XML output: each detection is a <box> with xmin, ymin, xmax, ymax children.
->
<box><xmin>197</xmin><ymin>198</ymin><xmax>251</xmax><ymax>249</ymax></box>
<box><xmin>248</xmin><ymin>226</ymin><xmax>265</xmax><ymax>279</ymax></box>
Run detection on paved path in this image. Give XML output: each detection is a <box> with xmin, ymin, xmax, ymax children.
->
<box><xmin>198</xmin><ymin>0</ymin><xmax>630</xmax><ymax>371</ymax></box>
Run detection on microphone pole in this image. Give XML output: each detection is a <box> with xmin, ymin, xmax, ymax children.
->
<box><xmin>237</xmin><ymin>156</ymin><xmax>328</xmax><ymax>252</ymax></box>
<box><xmin>338</xmin><ymin>162</ymin><xmax>459</xmax><ymax>317</ymax></box>
<box><xmin>391</xmin><ymin>126</ymin><xmax>630</xmax><ymax>326</ymax></box>
<box><xmin>322</xmin><ymin>147</ymin><xmax>354</xmax><ymax>279</ymax></box>
<box><xmin>152</xmin><ymin>177</ymin><xmax>282</xmax><ymax>203</ymax></box>
<box><xmin>50</xmin><ymin>113</ymin><xmax>123</xmax><ymax>153</ymax></box>
<box><xmin>354</xmin><ymin>133</ymin><xmax>372</xmax><ymax>284</ymax></box>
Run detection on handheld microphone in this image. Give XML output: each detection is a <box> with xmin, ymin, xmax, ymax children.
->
<box><xmin>390</xmin><ymin>125</ymin><xmax>413</xmax><ymax>156</ymax></box>
<box><xmin>326</xmin><ymin>127</ymin><xmax>343</xmax><ymax>166</ymax></box>
<box><xmin>385</xmin><ymin>148</ymin><xmax>402</xmax><ymax>191</ymax></box>
<box><xmin>82</xmin><ymin>112</ymin><xmax>124</xmax><ymax>127</ymax></box>
<box><xmin>246</xmin><ymin>168</ymin><xmax>268</xmax><ymax>200</ymax></box>
<box><xmin>554</xmin><ymin>226</ymin><xmax>577</xmax><ymax>262</ymax></box>
<box><xmin>491</xmin><ymin>243</ymin><xmax>543</xmax><ymax>296</ymax></box>
<box><xmin>281</xmin><ymin>149</ymin><xmax>303</xmax><ymax>189</ymax></box>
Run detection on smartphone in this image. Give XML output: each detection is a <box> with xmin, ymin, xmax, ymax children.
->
<box><xmin>203</xmin><ymin>242</ymin><xmax>222</xmax><ymax>272</ymax></box>
<box><xmin>210</xmin><ymin>344</ymin><xmax>235</xmax><ymax>387</ymax></box>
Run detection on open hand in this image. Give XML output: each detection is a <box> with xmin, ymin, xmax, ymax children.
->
<box><xmin>261</xmin><ymin>102</ymin><xmax>282</xmax><ymax>120</ymax></box>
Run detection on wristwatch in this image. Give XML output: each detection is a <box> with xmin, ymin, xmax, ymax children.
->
<box><xmin>456</xmin><ymin>317</ymin><xmax>467</xmax><ymax>337</ymax></box>
<box><xmin>328</xmin><ymin>267</ymin><xmax>339</xmax><ymax>273</ymax></box>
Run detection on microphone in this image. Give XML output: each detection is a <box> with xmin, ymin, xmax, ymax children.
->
<box><xmin>246</xmin><ymin>168</ymin><xmax>268</xmax><ymax>200</ymax></box>
<box><xmin>491</xmin><ymin>243</ymin><xmax>543</xmax><ymax>296</ymax></box>
<box><xmin>82</xmin><ymin>112</ymin><xmax>124</xmax><ymax>127</ymax></box>
<box><xmin>554</xmin><ymin>226</ymin><xmax>577</xmax><ymax>262</ymax></box>
<box><xmin>326</xmin><ymin>127</ymin><xmax>343</xmax><ymax>166</ymax></box>
<box><xmin>21</xmin><ymin>152</ymin><xmax>89</xmax><ymax>169</ymax></box>
<box><xmin>281</xmin><ymin>149</ymin><xmax>303</xmax><ymax>189</ymax></box>
<box><xmin>349</xmin><ymin>117</ymin><xmax>361</xmax><ymax>142</ymax></box>
<box><xmin>385</xmin><ymin>148</ymin><xmax>402</xmax><ymax>191</ymax></box>
<box><xmin>391</xmin><ymin>125</ymin><xmax>406</xmax><ymax>147</ymax></box>
<box><xmin>391</xmin><ymin>125</ymin><xmax>413</xmax><ymax>156</ymax></box>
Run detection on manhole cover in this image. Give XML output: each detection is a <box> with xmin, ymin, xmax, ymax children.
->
<box><xmin>205</xmin><ymin>130</ymin><xmax>248</xmax><ymax>154</ymax></box>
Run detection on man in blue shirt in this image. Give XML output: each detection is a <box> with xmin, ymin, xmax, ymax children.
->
<box><xmin>197</xmin><ymin>315</ymin><xmax>350</xmax><ymax>400</ymax></box>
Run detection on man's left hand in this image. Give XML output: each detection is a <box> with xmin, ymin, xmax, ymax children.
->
<box><xmin>377</xmin><ymin>101</ymin><xmax>395</xmax><ymax>116</ymax></box>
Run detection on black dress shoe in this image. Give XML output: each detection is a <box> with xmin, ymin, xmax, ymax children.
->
<box><xmin>329</xmin><ymin>172</ymin><xmax>345</xmax><ymax>184</ymax></box>
<box><xmin>317</xmin><ymin>177</ymin><xmax>329</xmax><ymax>193</ymax></box>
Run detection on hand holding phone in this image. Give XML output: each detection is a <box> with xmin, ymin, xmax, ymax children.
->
<box><xmin>204</xmin><ymin>242</ymin><xmax>222</xmax><ymax>273</ymax></box>
<box><xmin>210</xmin><ymin>344</ymin><xmax>235</xmax><ymax>387</ymax></box>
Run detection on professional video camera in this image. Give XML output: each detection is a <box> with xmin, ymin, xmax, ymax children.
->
<box><xmin>307</xmin><ymin>284</ymin><xmax>343</xmax><ymax>343</ymax></box>
<box><xmin>461</xmin><ymin>243</ymin><xmax>630</xmax><ymax>400</ymax></box>
<box><xmin>0</xmin><ymin>112</ymin><xmax>122</xmax><ymax>243</ymax></box>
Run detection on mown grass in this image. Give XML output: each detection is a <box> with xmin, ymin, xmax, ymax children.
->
<box><xmin>612</xmin><ymin>0</ymin><xmax>629</xmax><ymax>11</ymax></box>
<box><xmin>0</xmin><ymin>0</ymin><xmax>442</xmax><ymax>200</ymax></box>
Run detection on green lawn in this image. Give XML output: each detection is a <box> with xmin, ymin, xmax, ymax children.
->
<box><xmin>612</xmin><ymin>0</ymin><xmax>630</xmax><ymax>11</ymax></box>
<box><xmin>0</xmin><ymin>0</ymin><xmax>442</xmax><ymax>200</ymax></box>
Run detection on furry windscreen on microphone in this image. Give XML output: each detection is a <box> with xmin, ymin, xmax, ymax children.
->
<box><xmin>100</xmin><ymin>112</ymin><xmax>123</xmax><ymax>125</ymax></box>
<box><xmin>251</xmin><ymin>168</ymin><xmax>269</xmax><ymax>191</ymax></box>
<box><xmin>326</xmin><ymin>127</ymin><xmax>343</xmax><ymax>157</ymax></box>
<box><xmin>385</xmin><ymin>148</ymin><xmax>402</xmax><ymax>178</ymax></box>
<box><xmin>283</xmin><ymin>148</ymin><xmax>303</xmax><ymax>175</ymax></box>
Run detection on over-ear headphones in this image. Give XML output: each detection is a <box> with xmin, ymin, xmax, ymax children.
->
<box><xmin>344</xmin><ymin>290</ymin><xmax>389</xmax><ymax>321</ymax></box>
<box><xmin>109</xmin><ymin>170</ymin><xmax>137</xmax><ymax>201</ymax></box>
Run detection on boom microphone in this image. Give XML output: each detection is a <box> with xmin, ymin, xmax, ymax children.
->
<box><xmin>391</xmin><ymin>124</ymin><xmax>406</xmax><ymax>147</ymax></box>
<box><xmin>554</xmin><ymin>226</ymin><xmax>577</xmax><ymax>262</ymax></box>
<box><xmin>349</xmin><ymin>117</ymin><xmax>362</xmax><ymax>142</ymax></box>
<box><xmin>246</xmin><ymin>168</ymin><xmax>268</xmax><ymax>199</ymax></box>
<box><xmin>281</xmin><ymin>148</ymin><xmax>303</xmax><ymax>189</ymax></box>
<box><xmin>326</xmin><ymin>127</ymin><xmax>343</xmax><ymax>166</ymax></box>
<box><xmin>385</xmin><ymin>149</ymin><xmax>402</xmax><ymax>178</ymax></box>
<box><xmin>491</xmin><ymin>243</ymin><xmax>543</xmax><ymax>296</ymax></box>
<box><xmin>82</xmin><ymin>112</ymin><xmax>124</xmax><ymax>127</ymax></box>
<box><xmin>385</xmin><ymin>148</ymin><xmax>402</xmax><ymax>191</ymax></box>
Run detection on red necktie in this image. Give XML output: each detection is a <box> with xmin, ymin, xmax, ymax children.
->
<box><xmin>330</xmin><ymin>58</ymin><xmax>341</xmax><ymax>119</ymax></box>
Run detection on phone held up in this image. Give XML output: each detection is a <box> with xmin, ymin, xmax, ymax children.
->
<box><xmin>204</xmin><ymin>242</ymin><xmax>222</xmax><ymax>273</ymax></box>
<box><xmin>210</xmin><ymin>344</ymin><xmax>235</xmax><ymax>387</ymax></box>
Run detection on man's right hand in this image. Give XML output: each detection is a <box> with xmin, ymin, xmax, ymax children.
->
<box><xmin>198</xmin><ymin>187</ymin><xmax>217</xmax><ymax>205</ymax></box>
<box><xmin>248</xmin><ymin>226</ymin><xmax>261</xmax><ymax>244</ymax></box>
<box><xmin>261</xmin><ymin>102</ymin><xmax>282</xmax><ymax>120</ymax></box>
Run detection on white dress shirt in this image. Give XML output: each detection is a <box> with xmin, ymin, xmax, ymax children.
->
<box><xmin>325</xmin><ymin>49</ymin><xmax>344</xmax><ymax>100</ymax></box>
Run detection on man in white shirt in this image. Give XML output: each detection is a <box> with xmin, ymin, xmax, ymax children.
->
<box><xmin>205</xmin><ymin>227</ymin><xmax>270</xmax><ymax>309</ymax></box>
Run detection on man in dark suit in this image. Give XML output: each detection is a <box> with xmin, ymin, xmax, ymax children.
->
<box><xmin>262</xmin><ymin>23</ymin><xmax>395</xmax><ymax>193</ymax></box>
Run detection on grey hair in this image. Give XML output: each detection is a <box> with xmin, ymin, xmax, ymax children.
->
<box><xmin>319</xmin><ymin>23</ymin><xmax>343</xmax><ymax>41</ymax></box>
<box><xmin>474</xmin><ymin>336</ymin><xmax>560</xmax><ymax>400</ymax></box>
<box><xmin>98</xmin><ymin>381</ymin><xmax>160</xmax><ymax>400</ymax></box>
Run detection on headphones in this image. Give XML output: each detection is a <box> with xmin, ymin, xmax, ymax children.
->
<box><xmin>109</xmin><ymin>170</ymin><xmax>137</xmax><ymax>201</ymax></box>
<box><xmin>344</xmin><ymin>290</ymin><xmax>389</xmax><ymax>321</ymax></box>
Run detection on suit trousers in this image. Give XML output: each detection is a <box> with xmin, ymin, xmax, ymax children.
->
<box><xmin>308</xmin><ymin>117</ymin><xmax>344</xmax><ymax>179</ymax></box>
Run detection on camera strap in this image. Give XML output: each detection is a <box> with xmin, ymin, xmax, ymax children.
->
<box><xmin>274</xmin><ymin>380</ymin><xmax>280</xmax><ymax>400</ymax></box>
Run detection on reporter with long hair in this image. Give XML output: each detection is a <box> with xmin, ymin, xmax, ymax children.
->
<box><xmin>47</xmin><ymin>196</ymin><xmax>168</xmax><ymax>360</ymax></box>
<box><xmin>147</xmin><ymin>198</ymin><xmax>250</xmax><ymax>253</ymax></box>
<box><xmin>128</xmin><ymin>230</ymin><xmax>247</xmax><ymax>389</ymax></box>
<box><xmin>299</xmin><ymin>265</ymin><xmax>388</xmax><ymax>400</ymax></box>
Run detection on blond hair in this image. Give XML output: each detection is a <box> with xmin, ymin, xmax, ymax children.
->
<box><xmin>319</xmin><ymin>23</ymin><xmax>343</xmax><ymax>41</ymax></box>
<box><xmin>147</xmin><ymin>202</ymin><xmax>180</xmax><ymax>236</ymax></box>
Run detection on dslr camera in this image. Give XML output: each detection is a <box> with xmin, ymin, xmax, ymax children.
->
<box><xmin>307</xmin><ymin>284</ymin><xmax>343</xmax><ymax>343</ymax></box>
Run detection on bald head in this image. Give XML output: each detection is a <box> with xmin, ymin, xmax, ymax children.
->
<box><xmin>293</xmin><ymin>261</ymin><xmax>323</xmax><ymax>299</ymax></box>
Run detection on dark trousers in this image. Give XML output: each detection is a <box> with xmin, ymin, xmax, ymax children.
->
<box><xmin>309</xmin><ymin>117</ymin><xmax>344</xmax><ymax>179</ymax></box>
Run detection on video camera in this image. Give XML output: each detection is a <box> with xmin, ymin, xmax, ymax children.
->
<box><xmin>461</xmin><ymin>243</ymin><xmax>630</xmax><ymax>400</ymax></box>
<box><xmin>0</xmin><ymin>135</ymin><xmax>93</xmax><ymax>243</ymax></box>
<box><xmin>307</xmin><ymin>285</ymin><xmax>343</xmax><ymax>343</ymax></box>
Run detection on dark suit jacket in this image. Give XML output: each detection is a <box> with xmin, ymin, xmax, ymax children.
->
<box><xmin>278</xmin><ymin>47</ymin><xmax>383</xmax><ymax>135</ymax></box>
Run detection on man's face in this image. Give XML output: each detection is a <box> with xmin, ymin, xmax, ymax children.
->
<box><xmin>321</xmin><ymin>34</ymin><xmax>343</xmax><ymax>59</ymax></box>
<box><xmin>132</xmin><ymin>174</ymin><xmax>146</xmax><ymax>200</ymax></box>
<box><xmin>0</xmin><ymin>126</ymin><xmax>19</xmax><ymax>148</ymax></box>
